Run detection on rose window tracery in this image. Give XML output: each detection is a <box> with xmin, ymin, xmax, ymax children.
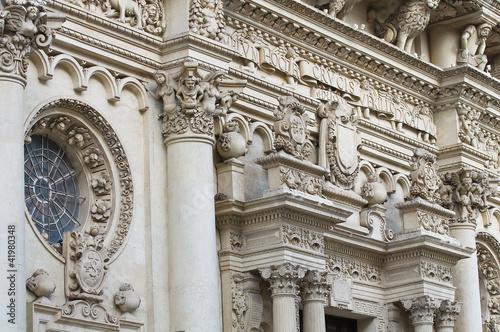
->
<box><xmin>24</xmin><ymin>135</ymin><xmax>83</xmax><ymax>243</ymax></box>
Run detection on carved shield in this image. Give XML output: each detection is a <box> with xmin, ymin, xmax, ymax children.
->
<box><xmin>75</xmin><ymin>249</ymin><xmax>107</xmax><ymax>294</ymax></box>
<box><xmin>336</xmin><ymin>124</ymin><xmax>358</xmax><ymax>173</ymax></box>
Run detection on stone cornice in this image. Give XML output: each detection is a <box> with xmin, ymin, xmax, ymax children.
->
<box><xmin>57</xmin><ymin>27</ymin><xmax>161</xmax><ymax>68</ymax></box>
<box><xmin>396</xmin><ymin>198</ymin><xmax>456</xmax><ymax>218</ymax></box>
<box><xmin>357</xmin><ymin>120</ymin><xmax>439</xmax><ymax>153</ymax></box>
<box><xmin>215</xmin><ymin>193</ymin><xmax>351</xmax><ymax>230</ymax></box>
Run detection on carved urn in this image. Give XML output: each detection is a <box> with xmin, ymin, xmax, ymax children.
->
<box><xmin>217</xmin><ymin>131</ymin><xmax>246</xmax><ymax>159</ymax></box>
<box><xmin>115</xmin><ymin>283</ymin><xmax>141</xmax><ymax>316</ymax></box>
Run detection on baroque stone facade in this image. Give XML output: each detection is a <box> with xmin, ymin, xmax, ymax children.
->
<box><xmin>4</xmin><ymin>0</ymin><xmax>500</xmax><ymax>331</ymax></box>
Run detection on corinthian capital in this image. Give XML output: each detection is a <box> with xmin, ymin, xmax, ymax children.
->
<box><xmin>0</xmin><ymin>0</ymin><xmax>65</xmax><ymax>78</ymax></box>
<box><xmin>261</xmin><ymin>263</ymin><xmax>306</xmax><ymax>296</ymax></box>
<box><xmin>300</xmin><ymin>270</ymin><xmax>329</xmax><ymax>302</ymax></box>
<box><xmin>402</xmin><ymin>295</ymin><xmax>440</xmax><ymax>326</ymax></box>
<box><xmin>435</xmin><ymin>300</ymin><xmax>461</xmax><ymax>329</ymax></box>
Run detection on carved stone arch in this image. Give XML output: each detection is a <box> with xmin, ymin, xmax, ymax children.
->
<box><xmin>227</xmin><ymin>112</ymin><xmax>251</xmax><ymax>143</ymax></box>
<box><xmin>250</xmin><ymin>121</ymin><xmax>273</xmax><ymax>153</ymax></box>
<box><xmin>116</xmin><ymin>77</ymin><xmax>149</xmax><ymax>112</ymax></box>
<box><xmin>476</xmin><ymin>232</ymin><xmax>500</xmax><ymax>328</ymax></box>
<box><xmin>394</xmin><ymin>173</ymin><xmax>411</xmax><ymax>198</ymax></box>
<box><xmin>24</xmin><ymin>98</ymin><xmax>134</xmax><ymax>263</ymax></box>
<box><xmin>377</xmin><ymin>167</ymin><xmax>395</xmax><ymax>194</ymax></box>
<box><xmin>81</xmin><ymin>66</ymin><xmax>118</xmax><ymax>100</ymax></box>
<box><xmin>30</xmin><ymin>51</ymin><xmax>86</xmax><ymax>89</ymax></box>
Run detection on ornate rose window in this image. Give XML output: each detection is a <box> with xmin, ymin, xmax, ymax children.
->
<box><xmin>24</xmin><ymin>99</ymin><xmax>133</xmax><ymax>262</ymax></box>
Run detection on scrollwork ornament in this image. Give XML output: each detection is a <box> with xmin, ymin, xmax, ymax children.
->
<box><xmin>407</xmin><ymin>148</ymin><xmax>439</xmax><ymax>203</ymax></box>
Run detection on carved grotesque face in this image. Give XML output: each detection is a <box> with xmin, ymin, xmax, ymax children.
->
<box><xmin>185</xmin><ymin>79</ymin><xmax>195</xmax><ymax>89</ymax></box>
<box><xmin>480</xmin><ymin>25</ymin><xmax>492</xmax><ymax>38</ymax></box>
<box><xmin>426</xmin><ymin>0</ymin><xmax>440</xmax><ymax>10</ymax></box>
<box><xmin>27</xmin><ymin>6</ymin><xmax>39</xmax><ymax>20</ymax></box>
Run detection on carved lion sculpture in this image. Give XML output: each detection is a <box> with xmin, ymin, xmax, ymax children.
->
<box><xmin>106</xmin><ymin>0</ymin><xmax>143</xmax><ymax>29</ymax></box>
<box><xmin>376</xmin><ymin>0</ymin><xmax>440</xmax><ymax>52</ymax></box>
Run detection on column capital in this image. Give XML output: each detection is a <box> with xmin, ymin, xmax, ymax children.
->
<box><xmin>402</xmin><ymin>295</ymin><xmax>440</xmax><ymax>326</ymax></box>
<box><xmin>300</xmin><ymin>270</ymin><xmax>329</xmax><ymax>302</ymax></box>
<box><xmin>261</xmin><ymin>263</ymin><xmax>306</xmax><ymax>297</ymax></box>
<box><xmin>154</xmin><ymin>62</ymin><xmax>241</xmax><ymax>144</ymax></box>
<box><xmin>0</xmin><ymin>1</ymin><xmax>64</xmax><ymax>79</ymax></box>
<box><xmin>435</xmin><ymin>300</ymin><xmax>461</xmax><ymax>329</ymax></box>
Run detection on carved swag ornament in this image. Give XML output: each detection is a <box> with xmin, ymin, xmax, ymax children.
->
<box><xmin>0</xmin><ymin>0</ymin><xmax>62</xmax><ymax>77</ymax></box>
<box><xmin>154</xmin><ymin>63</ymin><xmax>237</xmax><ymax>140</ymax></box>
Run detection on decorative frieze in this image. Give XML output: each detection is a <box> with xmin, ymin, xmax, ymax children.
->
<box><xmin>282</xmin><ymin>224</ymin><xmax>324</xmax><ymax>253</ymax></box>
<box><xmin>63</xmin><ymin>0</ymin><xmax>165</xmax><ymax>35</ymax></box>
<box><xmin>326</xmin><ymin>256</ymin><xmax>382</xmax><ymax>284</ymax></box>
<box><xmin>420</xmin><ymin>262</ymin><xmax>453</xmax><ymax>285</ymax></box>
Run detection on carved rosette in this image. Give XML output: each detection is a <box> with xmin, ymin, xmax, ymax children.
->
<box><xmin>402</xmin><ymin>296</ymin><xmax>440</xmax><ymax>326</ymax></box>
<box><xmin>300</xmin><ymin>270</ymin><xmax>329</xmax><ymax>302</ymax></box>
<box><xmin>189</xmin><ymin>0</ymin><xmax>225</xmax><ymax>41</ymax></box>
<box><xmin>261</xmin><ymin>263</ymin><xmax>306</xmax><ymax>296</ymax></box>
<box><xmin>317</xmin><ymin>99</ymin><xmax>361</xmax><ymax>190</ymax></box>
<box><xmin>63</xmin><ymin>231</ymin><xmax>108</xmax><ymax>303</ymax></box>
<box><xmin>0</xmin><ymin>0</ymin><xmax>62</xmax><ymax>78</ymax></box>
<box><xmin>273</xmin><ymin>96</ymin><xmax>313</xmax><ymax>159</ymax></box>
<box><xmin>435</xmin><ymin>300</ymin><xmax>461</xmax><ymax>329</ymax></box>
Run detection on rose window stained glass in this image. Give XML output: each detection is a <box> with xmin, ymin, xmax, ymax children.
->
<box><xmin>24</xmin><ymin>135</ymin><xmax>83</xmax><ymax>243</ymax></box>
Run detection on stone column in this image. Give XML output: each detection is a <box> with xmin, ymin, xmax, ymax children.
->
<box><xmin>301</xmin><ymin>270</ymin><xmax>328</xmax><ymax>332</ymax></box>
<box><xmin>165</xmin><ymin>133</ymin><xmax>220</xmax><ymax>332</ymax></box>
<box><xmin>450</xmin><ymin>222</ymin><xmax>482</xmax><ymax>332</ymax></box>
<box><xmin>261</xmin><ymin>263</ymin><xmax>305</xmax><ymax>332</ymax></box>
<box><xmin>159</xmin><ymin>63</ymin><xmax>228</xmax><ymax>332</ymax></box>
<box><xmin>402</xmin><ymin>296</ymin><xmax>440</xmax><ymax>332</ymax></box>
<box><xmin>0</xmin><ymin>3</ymin><xmax>62</xmax><ymax>331</ymax></box>
<box><xmin>435</xmin><ymin>300</ymin><xmax>461</xmax><ymax>332</ymax></box>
